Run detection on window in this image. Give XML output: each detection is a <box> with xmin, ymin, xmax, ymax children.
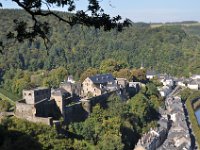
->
<box><xmin>28</xmin><ymin>93</ymin><xmax>32</xmax><ymax>96</ymax></box>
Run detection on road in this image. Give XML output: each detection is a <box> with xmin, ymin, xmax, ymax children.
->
<box><xmin>168</xmin><ymin>86</ymin><xmax>198</xmax><ymax>150</ymax></box>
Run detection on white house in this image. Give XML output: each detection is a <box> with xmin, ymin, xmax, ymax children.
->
<box><xmin>177</xmin><ymin>80</ymin><xmax>186</xmax><ymax>87</ymax></box>
<box><xmin>162</xmin><ymin>78</ymin><xmax>174</xmax><ymax>87</ymax></box>
<box><xmin>146</xmin><ymin>70</ymin><xmax>156</xmax><ymax>79</ymax></box>
<box><xmin>158</xmin><ymin>86</ymin><xmax>172</xmax><ymax>97</ymax></box>
<box><xmin>187</xmin><ymin>81</ymin><xmax>198</xmax><ymax>90</ymax></box>
<box><xmin>190</xmin><ymin>74</ymin><xmax>200</xmax><ymax>80</ymax></box>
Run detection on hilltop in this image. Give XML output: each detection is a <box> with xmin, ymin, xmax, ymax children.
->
<box><xmin>1</xmin><ymin>9</ymin><xmax>200</xmax><ymax>91</ymax></box>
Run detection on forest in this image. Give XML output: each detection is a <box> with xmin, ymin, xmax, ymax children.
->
<box><xmin>1</xmin><ymin>9</ymin><xmax>200</xmax><ymax>96</ymax></box>
<box><xmin>1</xmin><ymin>8</ymin><xmax>200</xmax><ymax>149</ymax></box>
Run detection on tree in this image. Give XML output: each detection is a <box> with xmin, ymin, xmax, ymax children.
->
<box><xmin>145</xmin><ymin>82</ymin><xmax>159</xmax><ymax>97</ymax></box>
<box><xmin>0</xmin><ymin>100</ymin><xmax>11</xmax><ymax>112</ymax></box>
<box><xmin>114</xmin><ymin>68</ymin><xmax>132</xmax><ymax>80</ymax></box>
<box><xmin>0</xmin><ymin>117</ymin><xmax>74</xmax><ymax>150</ymax></box>
<box><xmin>131</xmin><ymin>68</ymin><xmax>147</xmax><ymax>82</ymax></box>
<box><xmin>0</xmin><ymin>0</ymin><xmax>131</xmax><ymax>51</ymax></box>
<box><xmin>129</xmin><ymin>93</ymin><xmax>150</xmax><ymax>119</ymax></box>
<box><xmin>80</xmin><ymin>68</ymin><xmax>98</xmax><ymax>82</ymax></box>
<box><xmin>42</xmin><ymin>66</ymin><xmax>68</xmax><ymax>88</ymax></box>
<box><xmin>97</xmin><ymin>133</ymin><xmax>124</xmax><ymax>150</ymax></box>
<box><xmin>100</xmin><ymin>59</ymin><xmax>127</xmax><ymax>73</ymax></box>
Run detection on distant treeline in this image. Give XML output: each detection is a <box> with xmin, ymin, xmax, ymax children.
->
<box><xmin>1</xmin><ymin>9</ymin><xmax>200</xmax><ymax>94</ymax></box>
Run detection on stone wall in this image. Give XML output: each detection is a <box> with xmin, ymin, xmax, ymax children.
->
<box><xmin>64</xmin><ymin>91</ymin><xmax>117</xmax><ymax>124</ymax></box>
<box><xmin>35</xmin><ymin>99</ymin><xmax>61</xmax><ymax>119</ymax></box>
<box><xmin>60</xmin><ymin>82</ymin><xmax>82</xmax><ymax>97</ymax></box>
<box><xmin>30</xmin><ymin>117</ymin><xmax>53</xmax><ymax>125</ymax></box>
<box><xmin>22</xmin><ymin>88</ymin><xmax>51</xmax><ymax>104</ymax></box>
<box><xmin>82</xmin><ymin>78</ymin><xmax>102</xmax><ymax>97</ymax></box>
<box><xmin>64</xmin><ymin>102</ymin><xmax>88</xmax><ymax>124</ymax></box>
<box><xmin>15</xmin><ymin>98</ymin><xmax>61</xmax><ymax>125</ymax></box>
<box><xmin>15</xmin><ymin>100</ymin><xmax>36</xmax><ymax>118</ymax></box>
<box><xmin>87</xmin><ymin>91</ymin><xmax>116</xmax><ymax>109</ymax></box>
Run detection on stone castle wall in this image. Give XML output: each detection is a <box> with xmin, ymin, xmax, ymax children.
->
<box><xmin>64</xmin><ymin>102</ymin><xmax>88</xmax><ymax>124</ymax></box>
<box><xmin>15</xmin><ymin>100</ymin><xmax>36</xmax><ymax>118</ymax></box>
<box><xmin>64</xmin><ymin>91</ymin><xmax>117</xmax><ymax>124</ymax></box>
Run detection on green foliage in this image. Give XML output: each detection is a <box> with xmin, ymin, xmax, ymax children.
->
<box><xmin>72</xmin><ymin>139</ymin><xmax>93</xmax><ymax>150</ymax></box>
<box><xmin>180</xmin><ymin>89</ymin><xmax>200</xmax><ymax>147</ymax></box>
<box><xmin>129</xmin><ymin>93</ymin><xmax>150</xmax><ymax>119</ymax></box>
<box><xmin>70</xmin><ymin>92</ymin><xmax>161</xmax><ymax>150</ymax></box>
<box><xmin>97</xmin><ymin>133</ymin><xmax>124</xmax><ymax>150</ymax></box>
<box><xmin>1</xmin><ymin>10</ymin><xmax>200</xmax><ymax>96</ymax></box>
<box><xmin>0</xmin><ymin>9</ymin><xmax>200</xmax><ymax>79</ymax></box>
<box><xmin>100</xmin><ymin>59</ymin><xmax>128</xmax><ymax>74</ymax></box>
<box><xmin>146</xmin><ymin>82</ymin><xmax>159</xmax><ymax>97</ymax></box>
<box><xmin>180</xmin><ymin>88</ymin><xmax>193</xmax><ymax>102</ymax></box>
<box><xmin>42</xmin><ymin>66</ymin><xmax>68</xmax><ymax>88</ymax></box>
<box><xmin>80</xmin><ymin>68</ymin><xmax>98</xmax><ymax>82</ymax></box>
<box><xmin>131</xmin><ymin>69</ymin><xmax>147</xmax><ymax>82</ymax></box>
<box><xmin>0</xmin><ymin>117</ymin><xmax>74</xmax><ymax>150</ymax></box>
<box><xmin>0</xmin><ymin>88</ymin><xmax>20</xmax><ymax>101</ymax></box>
<box><xmin>0</xmin><ymin>99</ymin><xmax>11</xmax><ymax>112</ymax></box>
<box><xmin>114</xmin><ymin>68</ymin><xmax>132</xmax><ymax>81</ymax></box>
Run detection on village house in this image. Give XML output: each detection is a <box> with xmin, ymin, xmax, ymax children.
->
<box><xmin>116</xmin><ymin>78</ymin><xmax>128</xmax><ymax>88</ymax></box>
<box><xmin>161</xmin><ymin>77</ymin><xmax>174</xmax><ymax>87</ymax></box>
<box><xmin>157</xmin><ymin>86</ymin><xmax>172</xmax><ymax>97</ymax></box>
<box><xmin>190</xmin><ymin>74</ymin><xmax>200</xmax><ymax>80</ymax></box>
<box><xmin>82</xmin><ymin>74</ymin><xmax>117</xmax><ymax>97</ymax></box>
<box><xmin>146</xmin><ymin>70</ymin><xmax>156</xmax><ymax>79</ymax></box>
<box><xmin>159</xmin><ymin>96</ymin><xmax>191</xmax><ymax>150</ymax></box>
<box><xmin>187</xmin><ymin>80</ymin><xmax>199</xmax><ymax>90</ymax></box>
<box><xmin>176</xmin><ymin>78</ymin><xmax>187</xmax><ymax>87</ymax></box>
<box><xmin>134</xmin><ymin>118</ymin><xmax>169</xmax><ymax>150</ymax></box>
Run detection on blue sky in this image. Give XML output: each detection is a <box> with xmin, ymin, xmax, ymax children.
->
<box><xmin>1</xmin><ymin>0</ymin><xmax>200</xmax><ymax>22</ymax></box>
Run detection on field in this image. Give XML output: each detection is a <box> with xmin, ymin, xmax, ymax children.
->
<box><xmin>150</xmin><ymin>22</ymin><xmax>200</xmax><ymax>28</ymax></box>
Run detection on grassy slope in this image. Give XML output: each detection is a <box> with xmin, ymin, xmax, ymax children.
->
<box><xmin>186</xmin><ymin>98</ymin><xmax>200</xmax><ymax>147</ymax></box>
<box><xmin>0</xmin><ymin>88</ymin><xmax>20</xmax><ymax>105</ymax></box>
<box><xmin>181</xmin><ymin>89</ymin><xmax>200</xmax><ymax>147</ymax></box>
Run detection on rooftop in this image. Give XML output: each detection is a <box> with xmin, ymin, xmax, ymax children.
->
<box><xmin>88</xmin><ymin>73</ymin><xmax>115</xmax><ymax>84</ymax></box>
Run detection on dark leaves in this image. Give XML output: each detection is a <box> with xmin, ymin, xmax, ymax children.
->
<box><xmin>0</xmin><ymin>41</ymin><xmax>3</xmax><ymax>54</ymax></box>
<box><xmin>8</xmin><ymin>0</ymin><xmax>131</xmax><ymax>48</ymax></box>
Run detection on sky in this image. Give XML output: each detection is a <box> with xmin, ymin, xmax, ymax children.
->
<box><xmin>1</xmin><ymin>0</ymin><xmax>200</xmax><ymax>23</ymax></box>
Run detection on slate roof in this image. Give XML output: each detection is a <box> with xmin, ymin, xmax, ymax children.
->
<box><xmin>146</xmin><ymin>70</ymin><xmax>156</xmax><ymax>76</ymax></box>
<box><xmin>88</xmin><ymin>73</ymin><xmax>115</xmax><ymax>84</ymax></box>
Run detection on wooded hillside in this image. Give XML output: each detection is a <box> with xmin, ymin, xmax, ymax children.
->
<box><xmin>1</xmin><ymin>9</ymin><xmax>200</xmax><ymax>93</ymax></box>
